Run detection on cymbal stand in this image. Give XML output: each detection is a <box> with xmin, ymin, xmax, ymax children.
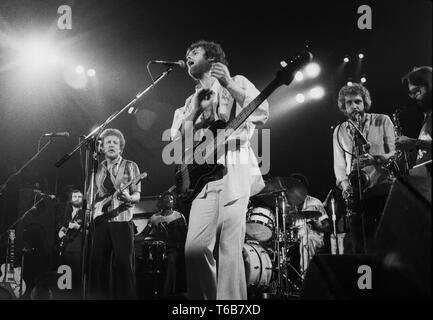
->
<box><xmin>301</xmin><ymin>216</ymin><xmax>311</xmax><ymax>277</ymax></box>
<box><xmin>330</xmin><ymin>197</ymin><xmax>339</xmax><ymax>254</ymax></box>
<box><xmin>273</xmin><ymin>192</ymin><xmax>302</xmax><ymax>298</ymax></box>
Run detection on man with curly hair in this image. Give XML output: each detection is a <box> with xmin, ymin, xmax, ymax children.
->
<box><xmin>170</xmin><ymin>40</ymin><xmax>268</xmax><ymax>299</ymax></box>
<box><xmin>89</xmin><ymin>128</ymin><xmax>141</xmax><ymax>299</ymax></box>
<box><xmin>397</xmin><ymin>66</ymin><xmax>432</xmax><ymax>176</ymax></box>
<box><xmin>332</xmin><ymin>83</ymin><xmax>396</xmax><ymax>253</ymax></box>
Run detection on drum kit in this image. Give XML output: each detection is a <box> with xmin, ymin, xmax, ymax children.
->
<box><xmin>243</xmin><ymin>176</ymin><xmax>321</xmax><ymax>299</ymax></box>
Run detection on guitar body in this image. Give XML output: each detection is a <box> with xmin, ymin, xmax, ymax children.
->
<box><xmin>0</xmin><ymin>263</ymin><xmax>26</xmax><ymax>298</ymax></box>
<box><xmin>175</xmin><ymin>120</ymin><xmax>226</xmax><ymax>202</ymax></box>
<box><xmin>92</xmin><ymin>172</ymin><xmax>148</xmax><ymax>225</ymax></box>
<box><xmin>0</xmin><ymin>229</ymin><xmax>26</xmax><ymax>298</ymax></box>
<box><xmin>58</xmin><ymin>225</ymin><xmax>82</xmax><ymax>257</ymax></box>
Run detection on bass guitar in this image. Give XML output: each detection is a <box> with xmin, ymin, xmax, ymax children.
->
<box><xmin>174</xmin><ymin>51</ymin><xmax>313</xmax><ymax>202</ymax></box>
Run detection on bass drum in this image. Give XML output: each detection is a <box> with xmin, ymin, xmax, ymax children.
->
<box><xmin>242</xmin><ymin>242</ymin><xmax>273</xmax><ymax>290</ymax></box>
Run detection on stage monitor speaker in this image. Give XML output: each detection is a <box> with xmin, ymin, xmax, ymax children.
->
<box><xmin>300</xmin><ymin>254</ymin><xmax>425</xmax><ymax>299</ymax></box>
<box><xmin>371</xmin><ymin>176</ymin><xmax>432</xmax><ymax>297</ymax></box>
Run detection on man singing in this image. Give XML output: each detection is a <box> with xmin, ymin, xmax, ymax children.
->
<box><xmin>332</xmin><ymin>83</ymin><xmax>396</xmax><ymax>253</ymax></box>
<box><xmin>170</xmin><ymin>40</ymin><xmax>269</xmax><ymax>300</ymax></box>
<box><xmin>89</xmin><ymin>128</ymin><xmax>141</xmax><ymax>299</ymax></box>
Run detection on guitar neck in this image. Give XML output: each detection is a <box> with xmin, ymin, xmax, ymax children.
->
<box><xmin>210</xmin><ymin>78</ymin><xmax>278</xmax><ymax>153</ymax></box>
<box><xmin>226</xmin><ymin>78</ymin><xmax>278</xmax><ymax>132</ymax></box>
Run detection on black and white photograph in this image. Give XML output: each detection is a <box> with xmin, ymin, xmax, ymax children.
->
<box><xmin>0</xmin><ymin>0</ymin><xmax>431</xmax><ymax>306</ymax></box>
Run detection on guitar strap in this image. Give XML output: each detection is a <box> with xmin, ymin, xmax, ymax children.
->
<box><xmin>228</xmin><ymin>97</ymin><xmax>241</xmax><ymax>152</ymax></box>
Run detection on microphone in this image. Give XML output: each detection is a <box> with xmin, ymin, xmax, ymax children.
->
<box><xmin>347</xmin><ymin>118</ymin><xmax>368</xmax><ymax>145</ymax></box>
<box><xmin>150</xmin><ymin>60</ymin><xmax>186</xmax><ymax>68</ymax></box>
<box><xmin>33</xmin><ymin>190</ymin><xmax>56</xmax><ymax>199</ymax></box>
<box><xmin>43</xmin><ymin>132</ymin><xmax>70</xmax><ymax>137</ymax></box>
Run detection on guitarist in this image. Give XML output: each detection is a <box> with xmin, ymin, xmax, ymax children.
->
<box><xmin>170</xmin><ymin>40</ymin><xmax>269</xmax><ymax>300</ymax></box>
<box><xmin>89</xmin><ymin>128</ymin><xmax>141</xmax><ymax>300</ymax></box>
<box><xmin>57</xmin><ymin>189</ymin><xmax>84</xmax><ymax>298</ymax></box>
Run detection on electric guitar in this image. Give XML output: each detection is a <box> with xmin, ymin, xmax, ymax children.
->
<box><xmin>0</xmin><ymin>230</ymin><xmax>26</xmax><ymax>298</ymax></box>
<box><xmin>58</xmin><ymin>211</ymin><xmax>83</xmax><ymax>257</ymax></box>
<box><xmin>93</xmin><ymin>172</ymin><xmax>148</xmax><ymax>225</ymax></box>
<box><xmin>174</xmin><ymin>51</ymin><xmax>313</xmax><ymax>202</ymax></box>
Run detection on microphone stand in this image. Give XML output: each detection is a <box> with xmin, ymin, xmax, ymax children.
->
<box><xmin>330</xmin><ymin>197</ymin><xmax>338</xmax><ymax>254</ymax></box>
<box><xmin>0</xmin><ymin>138</ymin><xmax>55</xmax><ymax>198</ymax></box>
<box><xmin>0</xmin><ymin>195</ymin><xmax>47</xmax><ymax>238</ymax></box>
<box><xmin>348</xmin><ymin>118</ymin><xmax>367</xmax><ymax>253</ymax></box>
<box><xmin>54</xmin><ymin>66</ymin><xmax>177</xmax><ymax>299</ymax></box>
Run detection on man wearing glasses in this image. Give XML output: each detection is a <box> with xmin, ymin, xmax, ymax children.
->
<box><xmin>397</xmin><ymin>66</ymin><xmax>432</xmax><ymax>176</ymax></box>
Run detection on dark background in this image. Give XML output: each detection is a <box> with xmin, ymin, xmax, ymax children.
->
<box><xmin>0</xmin><ymin>0</ymin><xmax>431</xmax><ymax>231</ymax></box>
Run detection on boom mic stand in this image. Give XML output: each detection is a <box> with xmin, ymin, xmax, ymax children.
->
<box><xmin>0</xmin><ymin>137</ymin><xmax>55</xmax><ymax>198</ymax></box>
<box><xmin>0</xmin><ymin>136</ymin><xmax>57</xmax><ymax>237</ymax></box>
<box><xmin>54</xmin><ymin>66</ymin><xmax>178</xmax><ymax>299</ymax></box>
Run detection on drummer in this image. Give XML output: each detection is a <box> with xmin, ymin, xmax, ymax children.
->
<box><xmin>285</xmin><ymin>173</ymin><xmax>330</xmax><ymax>276</ymax></box>
<box><xmin>138</xmin><ymin>191</ymin><xmax>187</xmax><ymax>296</ymax></box>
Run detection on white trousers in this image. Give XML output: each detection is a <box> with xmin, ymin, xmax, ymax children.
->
<box><xmin>185</xmin><ymin>190</ymin><xmax>249</xmax><ymax>300</ymax></box>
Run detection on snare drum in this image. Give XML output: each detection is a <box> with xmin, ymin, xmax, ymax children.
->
<box><xmin>245</xmin><ymin>207</ymin><xmax>275</xmax><ymax>242</ymax></box>
<box><xmin>242</xmin><ymin>242</ymin><xmax>273</xmax><ymax>290</ymax></box>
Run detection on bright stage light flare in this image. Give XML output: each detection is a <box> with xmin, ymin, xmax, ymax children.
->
<box><xmin>305</xmin><ymin>62</ymin><xmax>321</xmax><ymax>78</ymax></box>
<box><xmin>347</xmin><ymin>81</ymin><xmax>353</xmax><ymax>86</ymax></box>
<box><xmin>360</xmin><ymin>76</ymin><xmax>367</xmax><ymax>83</ymax></box>
<box><xmin>295</xmin><ymin>93</ymin><xmax>305</xmax><ymax>103</ymax></box>
<box><xmin>18</xmin><ymin>39</ymin><xmax>59</xmax><ymax>69</ymax></box>
<box><xmin>87</xmin><ymin>69</ymin><xmax>96</xmax><ymax>77</ymax></box>
<box><xmin>343</xmin><ymin>56</ymin><xmax>349</xmax><ymax>63</ymax></box>
<box><xmin>295</xmin><ymin>71</ymin><xmax>304</xmax><ymax>82</ymax></box>
<box><xmin>358</xmin><ymin>53</ymin><xmax>364</xmax><ymax>59</ymax></box>
<box><xmin>75</xmin><ymin>65</ymin><xmax>84</xmax><ymax>74</ymax></box>
<box><xmin>310</xmin><ymin>86</ymin><xmax>325</xmax><ymax>99</ymax></box>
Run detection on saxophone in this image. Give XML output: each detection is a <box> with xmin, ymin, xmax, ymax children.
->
<box><xmin>383</xmin><ymin>109</ymin><xmax>410</xmax><ymax>176</ymax></box>
<box><xmin>348</xmin><ymin>116</ymin><xmax>371</xmax><ymax>192</ymax></box>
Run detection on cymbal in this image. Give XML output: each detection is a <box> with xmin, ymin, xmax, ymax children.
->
<box><xmin>255</xmin><ymin>177</ymin><xmax>306</xmax><ymax>196</ymax></box>
<box><xmin>252</xmin><ymin>176</ymin><xmax>307</xmax><ymax>207</ymax></box>
<box><xmin>288</xmin><ymin>210</ymin><xmax>321</xmax><ymax>220</ymax></box>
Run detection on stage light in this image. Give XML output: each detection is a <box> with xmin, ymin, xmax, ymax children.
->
<box><xmin>310</xmin><ymin>86</ymin><xmax>325</xmax><ymax>99</ymax></box>
<box><xmin>295</xmin><ymin>71</ymin><xmax>304</xmax><ymax>82</ymax></box>
<box><xmin>75</xmin><ymin>65</ymin><xmax>84</xmax><ymax>74</ymax></box>
<box><xmin>358</xmin><ymin>53</ymin><xmax>364</xmax><ymax>59</ymax></box>
<box><xmin>18</xmin><ymin>39</ymin><xmax>59</xmax><ymax>69</ymax></box>
<box><xmin>87</xmin><ymin>69</ymin><xmax>96</xmax><ymax>77</ymax></box>
<box><xmin>305</xmin><ymin>62</ymin><xmax>321</xmax><ymax>78</ymax></box>
<box><xmin>295</xmin><ymin>93</ymin><xmax>305</xmax><ymax>103</ymax></box>
<box><xmin>347</xmin><ymin>81</ymin><xmax>353</xmax><ymax>86</ymax></box>
<box><xmin>343</xmin><ymin>55</ymin><xmax>349</xmax><ymax>63</ymax></box>
<box><xmin>360</xmin><ymin>75</ymin><xmax>367</xmax><ymax>83</ymax></box>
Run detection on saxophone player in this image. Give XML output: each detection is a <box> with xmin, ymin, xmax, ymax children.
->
<box><xmin>332</xmin><ymin>83</ymin><xmax>396</xmax><ymax>254</ymax></box>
